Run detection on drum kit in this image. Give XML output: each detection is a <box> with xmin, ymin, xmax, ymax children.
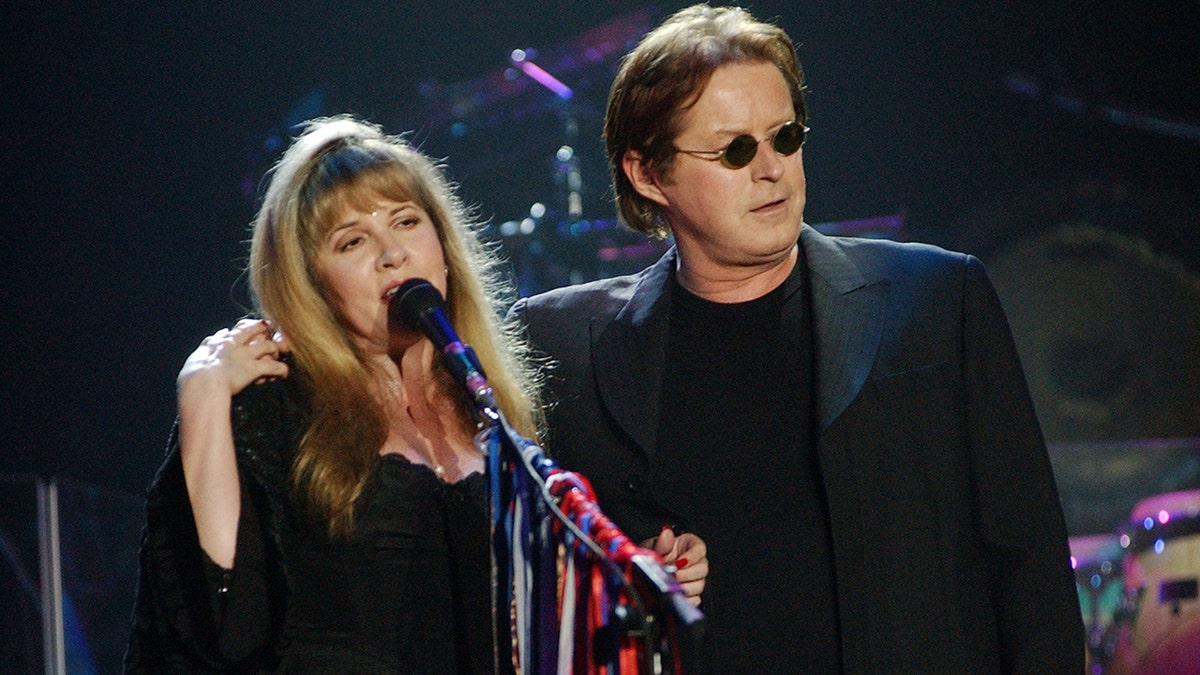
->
<box><xmin>1071</xmin><ymin>489</ymin><xmax>1200</xmax><ymax>673</ymax></box>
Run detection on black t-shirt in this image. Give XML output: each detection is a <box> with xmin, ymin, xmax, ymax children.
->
<box><xmin>654</xmin><ymin>269</ymin><xmax>841</xmax><ymax>672</ymax></box>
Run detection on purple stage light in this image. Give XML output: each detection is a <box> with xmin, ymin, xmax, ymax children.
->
<box><xmin>511</xmin><ymin>50</ymin><xmax>573</xmax><ymax>100</ymax></box>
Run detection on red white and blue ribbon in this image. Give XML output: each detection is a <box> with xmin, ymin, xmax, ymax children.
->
<box><xmin>480</xmin><ymin>421</ymin><xmax>702</xmax><ymax>674</ymax></box>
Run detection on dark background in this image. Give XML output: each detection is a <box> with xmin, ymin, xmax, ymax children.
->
<box><xmin>3</xmin><ymin>1</ymin><xmax>1199</xmax><ymax>507</ymax></box>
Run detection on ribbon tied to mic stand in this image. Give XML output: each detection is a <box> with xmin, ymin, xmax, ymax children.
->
<box><xmin>391</xmin><ymin>279</ymin><xmax>705</xmax><ymax>674</ymax></box>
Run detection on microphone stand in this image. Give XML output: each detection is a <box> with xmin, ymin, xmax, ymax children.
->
<box><xmin>453</xmin><ymin>345</ymin><xmax>705</xmax><ymax>673</ymax></box>
<box><xmin>390</xmin><ymin>279</ymin><xmax>703</xmax><ymax>672</ymax></box>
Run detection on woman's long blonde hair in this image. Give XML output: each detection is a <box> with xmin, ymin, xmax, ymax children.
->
<box><xmin>249</xmin><ymin>116</ymin><xmax>540</xmax><ymax>536</ymax></box>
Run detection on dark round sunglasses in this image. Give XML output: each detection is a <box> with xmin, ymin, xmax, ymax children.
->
<box><xmin>674</xmin><ymin>121</ymin><xmax>808</xmax><ymax>169</ymax></box>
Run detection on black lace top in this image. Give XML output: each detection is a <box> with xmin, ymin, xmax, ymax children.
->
<box><xmin>124</xmin><ymin>376</ymin><xmax>497</xmax><ymax>674</ymax></box>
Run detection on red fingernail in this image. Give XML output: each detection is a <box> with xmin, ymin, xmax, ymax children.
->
<box><xmin>674</xmin><ymin>558</ymin><xmax>689</xmax><ymax>569</ymax></box>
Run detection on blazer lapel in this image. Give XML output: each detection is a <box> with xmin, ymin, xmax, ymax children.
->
<box><xmin>801</xmin><ymin>227</ymin><xmax>889</xmax><ymax>432</ymax></box>
<box><xmin>801</xmin><ymin>226</ymin><xmax>889</xmax><ymax>672</ymax></box>
<box><xmin>591</xmin><ymin>250</ymin><xmax>675</xmax><ymax>461</ymax></box>
<box><xmin>589</xmin><ymin>230</ymin><xmax>890</xmax><ymax>453</ymax></box>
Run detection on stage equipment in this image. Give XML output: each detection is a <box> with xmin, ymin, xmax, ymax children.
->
<box><xmin>949</xmin><ymin>182</ymin><xmax>1200</xmax><ymax>668</ymax></box>
<box><xmin>1105</xmin><ymin>490</ymin><xmax>1200</xmax><ymax>674</ymax></box>
<box><xmin>392</xmin><ymin>8</ymin><xmax>655</xmax><ymax>226</ymax></box>
<box><xmin>1050</xmin><ymin>438</ymin><xmax>1200</xmax><ymax>540</ymax></box>
<box><xmin>1069</xmin><ymin>533</ymin><xmax>1126</xmax><ymax>670</ymax></box>
<box><xmin>945</xmin><ymin>170</ymin><xmax>1200</xmax><ymax>445</ymax></box>
<box><xmin>392</xmin><ymin>280</ymin><xmax>705</xmax><ymax>673</ymax></box>
<box><xmin>0</xmin><ymin>475</ymin><xmax>143</xmax><ymax>673</ymax></box>
<box><xmin>984</xmin><ymin>223</ymin><xmax>1200</xmax><ymax>444</ymax></box>
<box><xmin>1069</xmin><ymin>488</ymin><xmax>1200</xmax><ymax>672</ymax></box>
<box><xmin>1003</xmin><ymin>71</ymin><xmax>1200</xmax><ymax>144</ymax></box>
<box><xmin>394</xmin><ymin>8</ymin><xmax>652</xmax><ymax>131</ymax></box>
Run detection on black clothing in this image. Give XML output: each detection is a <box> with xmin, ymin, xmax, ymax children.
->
<box><xmin>125</xmin><ymin>376</ymin><xmax>495</xmax><ymax>674</ymax></box>
<box><xmin>511</xmin><ymin>228</ymin><xmax>1085</xmax><ymax>673</ymax></box>
<box><xmin>654</xmin><ymin>270</ymin><xmax>840</xmax><ymax>671</ymax></box>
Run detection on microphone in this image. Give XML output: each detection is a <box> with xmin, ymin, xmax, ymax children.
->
<box><xmin>389</xmin><ymin>278</ymin><xmax>496</xmax><ymax>411</ymax></box>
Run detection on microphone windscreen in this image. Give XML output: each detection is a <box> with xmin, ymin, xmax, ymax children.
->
<box><xmin>390</xmin><ymin>278</ymin><xmax>442</xmax><ymax>331</ymax></box>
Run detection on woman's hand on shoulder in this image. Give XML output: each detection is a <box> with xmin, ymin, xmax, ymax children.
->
<box><xmin>178</xmin><ymin>319</ymin><xmax>290</xmax><ymax>402</ymax></box>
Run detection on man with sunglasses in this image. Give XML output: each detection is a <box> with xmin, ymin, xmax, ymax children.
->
<box><xmin>512</xmin><ymin>5</ymin><xmax>1083</xmax><ymax>671</ymax></box>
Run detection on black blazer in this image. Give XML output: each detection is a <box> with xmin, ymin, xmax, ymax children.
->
<box><xmin>512</xmin><ymin>226</ymin><xmax>1084</xmax><ymax>673</ymax></box>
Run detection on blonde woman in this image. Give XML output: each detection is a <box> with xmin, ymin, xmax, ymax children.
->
<box><xmin>126</xmin><ymin>117</ymin><xmax>539</xmax><ymax>673</ymax></box>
